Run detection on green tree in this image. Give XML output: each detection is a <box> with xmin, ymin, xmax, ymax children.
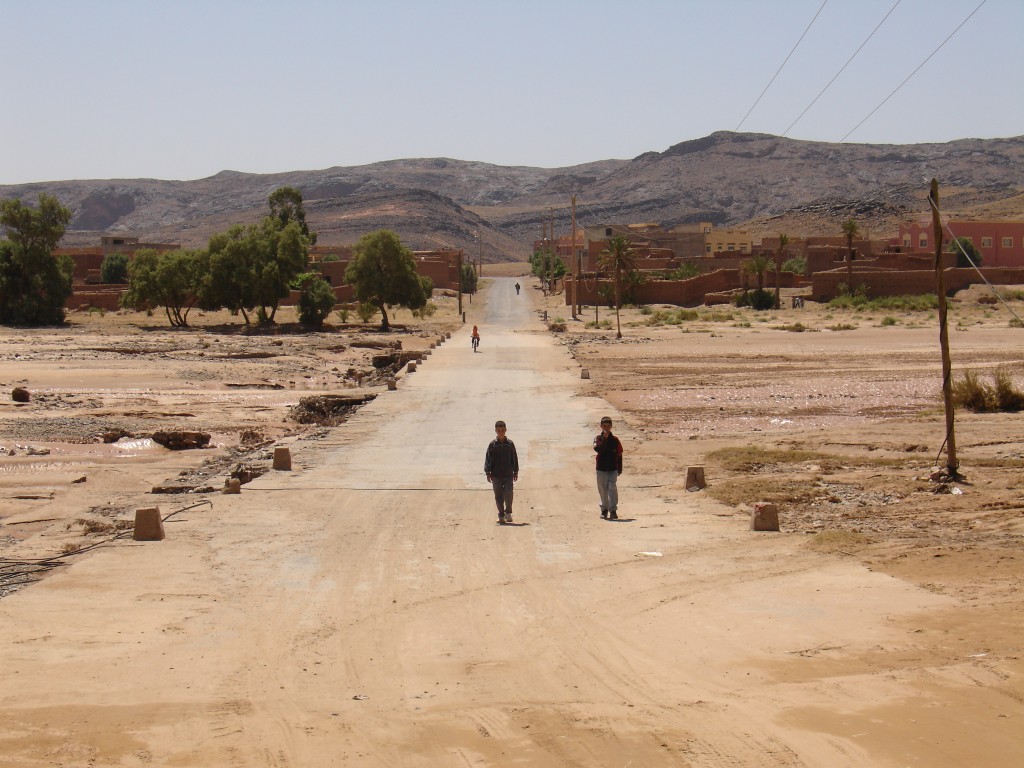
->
<box><xmin>100</xmin><ymin>252</ymin><xmax>129</xmax><ymax>283</ymax></box>
<box><xmin>268</xmin><ymin>186</ymin><xmax>317</xmax><ymax>245</ymax></box>
<box><xmin>841</xmin><ymin>218</ymin><xmax>859</xmax><ymax>294</ymax></box>
<box><xmin>0</xmin><ymin>194</ymin><xmax>74</xmax><ymax>325</ymax></box>
<box><xmin>297</xmin><ymin>276</ymin><xmax>337</xmax><ymax>328</ymax></box>
<box><xmin>345</xmin><ymin>230</ymin><xmax>429</xmax><ymax>331</ymax></box>
<box><xmin>949</xmin><ymin>236</ymin><xmax>982</xmax><ymax>268</ymax></box>
<box><xmin>741</xmin><ymin>253</ymin><xmax>775</xmax><ymax>310</ymax></box>
<box><xmin>774</xmin><ymin>234</ymin><xmax>790</xmax><ymax>309</ymax></box>
<box><xmin>460</xmin><ymin>263</ymin><xmax>478</xmax><ymax>295</ymax></box>
<box><xmin>200</xmin><ymin>216</ymin><xmax>310</xmax><ymax>325</ymax></box>
<box><xmin>598</xmin><ymin>235</ymin><xmax>638</xmax><ymax>339</ymax></box>
<box><xmin>121</xmin><ymin>248</ymin><xmax>204</xmax><ymax>327</ymax></box>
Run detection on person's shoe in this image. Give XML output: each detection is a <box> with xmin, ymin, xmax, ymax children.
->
<box><xmin>504</xmin><ymin>511</ymin><xmax>513</xmax><ymax>523</ymax></box>
<box><xmin>600</xmin><ymin>509</ymin><xmax>608</xmax><ymax>519</ymax></box>
<box><xmin>609</xmin><ymin>511</ymin><xmax>618</xmax><ymax>520</ymax></box>
<box><xmin>498</xmin><ymin>513</ymin><xmax>506</xmax><ymax>524</ymax></box>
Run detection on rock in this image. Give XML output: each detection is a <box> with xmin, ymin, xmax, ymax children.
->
<box><xmin>26</xmin><ymin>446</ymin><xmax>51</xmax><ymax>456</ymax></box>
<box><xmin>12</xmin><ymin>387</ymin><xmax>30</xmax><ymax>403</ymax></box>
<box><xmin>230</xmin><ymin>462</ymin><xmax>265</xmax><ymax>485</ymax></box>
<box><xmin>72</xmin><ymin>476</ymin><xmax>87</xmax><ymax>484</ymax></box>
<box><xmin>101</xmin><ymin>428</ymin><xmax>133</xmax><ymax>443</ymax></box>
<box><xmin>151</xmin><ymin>430</ymin><xmax>211</xmax><ymax>450</ymax></box>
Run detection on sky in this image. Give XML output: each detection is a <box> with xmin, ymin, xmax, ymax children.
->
<box><xmin>2</xmin><ymin>0</ymin><xmax>1022</xmax><ymax>184</ymax></box>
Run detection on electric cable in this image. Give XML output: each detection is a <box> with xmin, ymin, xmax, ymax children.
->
<box><xmin>736</xmin><ymin>0</ymin><xmax>830</xmax><ymax>132</ymax></box>
<box><xmin>783</xmin><ymin>0</ymin><xmax>902</xmax><ymax>137</ymax></box>
<box><xmin>839</xmin><ymin>0</ymin><xmax>987</xmax><ymax>142</ymax></box>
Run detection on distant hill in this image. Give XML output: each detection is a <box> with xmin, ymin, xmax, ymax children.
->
<box><xmin>2</xmin><ymin>132</ymin><xmax>1021</xmax><ymax>262</ymax></box>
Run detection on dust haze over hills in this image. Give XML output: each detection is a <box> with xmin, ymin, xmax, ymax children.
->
<box><xmin>2</xmin><ymin>132</ymin><xmax>1022</xmax><ymax>261</ymax></box>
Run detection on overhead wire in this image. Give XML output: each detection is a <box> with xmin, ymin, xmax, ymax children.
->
<box><xmin>782</xmin><ymin>0</ymin><xmax>903</xmax><ymax>137</ymax></box>
<box><xmin>735</xmin><ymin>0</ymin><xmax>830</xmax><ymax>132</ymax></box>
<box><xmin>839</xmin><ymin>0</ymin><xmax>987</xmax><ymax>142</ymax></box>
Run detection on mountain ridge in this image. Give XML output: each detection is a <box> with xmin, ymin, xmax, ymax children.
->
<box><xmin>2</xmin><ymin>132</ymin><xmax>1021</xmax><ymax>261</ymax></box>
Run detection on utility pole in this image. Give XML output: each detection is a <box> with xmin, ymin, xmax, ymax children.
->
<box><xmin>931</xmin><ymin>178</ymin><xmax>958</xmax><ymax>477</ymax></box>
<box><xmin>550</xmin><ymin>207</ymin><xmax>556</xmax><ymax>297</ymax></box>
<box><xmin>571</xmin><ymin>194</ymin><xmax>578</xmax><ymax>320</ymax></box>
<box><xmin>456</xmin><ymin>248</ymin><xmax>463</xmax><ymax>317</ymax></box>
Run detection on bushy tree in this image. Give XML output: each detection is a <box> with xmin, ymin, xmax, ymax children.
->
<box><xmin>100</xmin><ymin>252</ymin><xmax>129</xmax><ymax>283</ymax></box>
<box><xmin>297</xmin><ymin>276</ymin><xmax>337</xmax><ymax>328</ymax></box>
<box><xmin>345</xmin><ymin>230</ymin><xmax>429</xmax><ymax>331</ymax></box>
<box><xmin>268</xmin><ymin>186</ymin><xmax>316</xmax><ymax>245</ymax></box>
<box><xmin>741</xmin><ymin>253</ymin><xmax>775</xmax><ymax>311</ymax></box>
<box><xmin>200</xmin><ymin>218</ymin><xmax>309</xmax><ymax>324</ymax></box>
<box><xmin>949</xmin><ymin>236</ymin><xmax>982</xmax><ymax>268</ymax></box>
<box><xmin>121</xmin><ymin>248</ymin><xmax>204</xmax><ymax>327</ymax></box>
<box><xmin>0</xmin><ymin>194</ymin><xmax>74</xmax><ymax>325</ymax></box>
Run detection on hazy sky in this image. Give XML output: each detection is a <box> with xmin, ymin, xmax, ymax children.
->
<box><xmin>3</xmin><ymin>0</ymin><xmax>1021</xmax><ymax>184</ymax></box>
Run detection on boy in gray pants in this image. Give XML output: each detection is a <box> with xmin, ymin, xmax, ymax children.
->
<box><xmin>484</xmin><ymin>420</ymin><xmax>519</xmax><ymax>524</ymax></box>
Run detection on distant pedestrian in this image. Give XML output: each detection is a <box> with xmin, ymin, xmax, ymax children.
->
<box><xmin>484</xmin><ymin>420</ymin><xmax>519</xmax><ymax>524</ymax></box>
<box><xmin>593</xmin><ymin>416</ymin><xmax>623</xmax><ymax>520</ymax></box>
<box><xmin>471</xmin><ymin>325</ymin><xmax>480</xmax><ymax>352</ymax></box>
<box><xmin>515</xmin><ymin>282</ymin><xmax>521</xmax><ymax>295</ymax></box>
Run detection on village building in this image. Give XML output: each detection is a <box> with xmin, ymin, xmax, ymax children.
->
<box><xmin>896</xmin><ymin>220</ymin><xmax>1024</xmax><ymax>267</ymax></box>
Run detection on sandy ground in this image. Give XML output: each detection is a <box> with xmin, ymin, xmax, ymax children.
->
<box><xmin>1</xmin><ymin>278</ymin><xmax>1022</xmax><ymax>767</ymax></box>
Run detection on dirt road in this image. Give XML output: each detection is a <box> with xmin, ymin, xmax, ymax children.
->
<box><xmin>1</xmin><ymin>278</ymin><xmax>1020</xmax><ymax>767</ymax></box>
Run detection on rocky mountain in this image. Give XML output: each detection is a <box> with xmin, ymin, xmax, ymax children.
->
<box><xmin>2</xmin><ymin>132</ymin><xmax>1021</xmax><ymax>261</ymax></box>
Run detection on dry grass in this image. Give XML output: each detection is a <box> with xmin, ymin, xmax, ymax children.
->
<box><xmin>806</xmin><ymin>530</ymin><xmax>874</xmax><ymax>553</ymax></box>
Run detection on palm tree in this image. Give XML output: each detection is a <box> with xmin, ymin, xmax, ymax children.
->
<box><xmin>774</xmin><ymin>233</ymin><xmax>790</xmax><ymax>309</ymax></box>
<box><xmin>598</xmin><ymin>235</ymin><xmax>638</xmax><ymax>339</ymax></box>
<box><xmin>841</xmin><ymin>219</ymin><xmax>859</xmax><ymax>294</ymax></box>
<box><xmin>743</xmin><ymin>253</ymin><xmax>772</xmax><ymax>293</ymax></box>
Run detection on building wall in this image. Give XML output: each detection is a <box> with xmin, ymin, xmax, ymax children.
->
<box><xmin>563</xmin><ymin>269</ymin><xmax>805</xmax><ymax>308</ymax></box>
<box><xmin>811</xmin><ymin>267</ymin><xmax>1024</xmax><ymax>302</ymax></box>
<box><xmin>898</xmin><ymin>220</ymin><xmax>1024</xmax><ymax>267</ymax></box>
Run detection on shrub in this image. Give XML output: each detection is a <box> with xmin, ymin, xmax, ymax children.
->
<box><xmin>411</xmin><ymin>301</ymin><xmax>437</xmax><ymax>320</ymax></box>
<box><xmin>880</xmin><ymin>316</ymin><xmax>898</xmax><ymax>326</ymax></box>
<box><xmin>953</xmin><ymin>368</ymin><xmax>1024</xmax><ymax>412</ymax></box>
<box><xmin>336</xmin><ymin>308</ymin><xmax>350</xmax><ymax>323</ymax></box>
<box><xmin>548</xmin><ymin>318</ymin><xmax>567</xmax><ymax>332</ymax></box>
<box><xmin>100</xmin><ymin>252</ymin><xmax>129</xmax><ymax>283</ymax></box>
<box><xmin>356</xmin><ymin>302</ymin><xmax>378</xmax><ymax>323</ymax></box>
<box><xmin>297</xmin><ymin>277</ymin><xmax>336</xmax><ymax>328</ymax></box>
<box><xmin>734</xmin><ymin>288</ymin><xmax>774</xmax><ymax>310</ymax></box>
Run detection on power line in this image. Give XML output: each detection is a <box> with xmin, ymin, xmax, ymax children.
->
<box><xmin>735</xmin><ymin>0</ymin><xmax>829</xmax><ymax>132</ymax></box>
<box><xmin>783</xmin><ymin>0</ymin><xmax>903</xmax><ymax>137</ymax></box>
<box><xmin>839</xmin><ymin>0</ymin><xmax>987</xmax><ymax>142</ymax></box>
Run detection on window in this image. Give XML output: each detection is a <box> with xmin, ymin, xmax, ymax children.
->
<box><xmin>605</xmin><ymin>228</ymin><xmax>612</xmax><ymax>237</ymax></box>
<box><xmin>727</xmin><ymin>243</ymin><xmax>735</xmax><ymax>252</ymax></box>
<box><xmin>919</xmin><ymin>235</ymin><xmax>928</xmax><ymax>248</ymax></box>
<box><xmin>706</xmin><ymin>244</ymin><xmax>712</xmax><ymax>253</ymax></box>
<box><xmin>1002</xmin><ymin>237</ymin><xmax>1013</xmax><ymax>247</ymax></box>
<box><xmin>982</xmin><ymin>237</ymin><xmax>993</xmax><ymax>247</ymax></box>
<box><xmin>903</xmin><ymin>235</ymin><xmax>911</xmax><ymax>247</ymax></box>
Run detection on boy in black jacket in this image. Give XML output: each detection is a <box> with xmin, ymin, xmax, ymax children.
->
<box><xmin>484</xmin><ymin>420</ymin><xmax>519</xmax><ymax>524</ymax></box>
<box><xmin>594</xmin><ymin>416</ymin><xmax>623</xmax><ymax>519</ymax></box>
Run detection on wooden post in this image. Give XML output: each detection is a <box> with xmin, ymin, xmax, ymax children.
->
<box><xmin>931</xmin><ymin>178</ymin><xmax>958</xmax><ymax>477</ymax></box>
<box><xmin>456</xmin><ymin>249</ymin><xmax>463</xmax><ymax>316</ymax></box>
<box><xmin>571</xmin><ymin>194</ymin><xmax>578</xmax><ymax>320</ymax></box>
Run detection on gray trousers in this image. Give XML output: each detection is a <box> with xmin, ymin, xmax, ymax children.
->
<box><xmin>596</xmin><ymin>470</ymin><xmax>619</xmax><ymax>512</ymax></box>
<box><xmin>490</xmin><ymin>475</ymin><xmax>514</xmax><ymax>514</ymax></box>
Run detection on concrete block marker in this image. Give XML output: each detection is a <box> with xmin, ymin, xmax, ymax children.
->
<box><xmin>445</xmin><ymin>332</ymin><xmax>451</xmax><ymax>339</ymax></box>
<box><xmin>387</xmin><ymin>378</ymin><xmax>397</xmax><ymax>390</ymax></box>
<box><xmin>430</xmin><ymin>342</ymin><xmax>436</xmax><ymax>349</ymax></box>
<box><xmin>133</xmin><ymin>507</ymin><xmax>165</xmax><ymax>541</ymax></box>
<box><xmin>685</xmin><ymin>466</ymin><xmax>706</xmax><ymax>491</ymax></box>
<box><xmin>751</xmin><ymin>502</ymin><xmax>780</xmax><ymax>532</ymax></box>
<box><xmin>581</xmin><ymin>369</ymin><xmax>590</xmax><ymax>379</ymax></box>
<box><xmin>273</xmin><ymin>446</ymin><xmax>292</xmax><ymax>471</ymax></box>
<box><xmin>223</xmin><ymin>478</ymin><xmax>241</xmax><ymax>494</ymax></box>
<box><xmin>407</xmin><ymin>361</ymin><xmax>417</xmax><ymax>373</ymax></box>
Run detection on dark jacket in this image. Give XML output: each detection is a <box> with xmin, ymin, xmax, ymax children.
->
<box><xmin>485</xmin><ymin>438</ymin><xmax>519</xmax><ymax>476</ymax></box>
<box><xmin>594</xmin><ymin>432</ymin><xmax>623</xmax><ymax>473</ymax></box>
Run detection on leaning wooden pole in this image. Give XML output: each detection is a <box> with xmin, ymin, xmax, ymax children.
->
<box><xmin>571</xmin><ymin>194</ymin><xmax>578</xmax><ymax>320</ymax></box>
<box><xmin>931</xmin><ymin>178</ymin><xmax>958</xmax><ymax>476</ymax></box>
